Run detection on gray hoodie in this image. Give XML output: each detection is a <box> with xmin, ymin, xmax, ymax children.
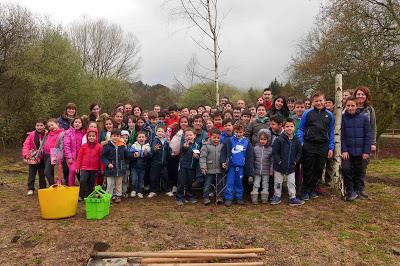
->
<box><xmin>253</xmin><ymin>130</ymin><xmax>273</xmax><ymax>176</ymax></box>
<box><xmin>199</xmin><ymin>139</ymin><xmax>223</xmax><ymax>174</ymax></box>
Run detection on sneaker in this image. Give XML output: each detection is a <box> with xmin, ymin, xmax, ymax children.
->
<box><xmin>216</xmin><ymin>197</ymin><xmax>224</xmax><ymax>204</ymax></box>
<box><xmin>270</xmin><ymin>195</ymin><xmax>282</xmax><ymax>205</ymax></box>
<box><xmin>130</xmin><ymin>191</ymin><xmax>137</xmax><ymax>198</ymax></box>
<box><xmin>209</xmin><ymin>192</ymin><xmax>215</xmax><ymax>198</ymax></box>
<box><xmin>172</xmin><ymin>186</ymin><xmax>177</xmax><ymax>193</ymax></box>
<box><xmin>114</xmin><ymin>197</ymin><xmax>122</xmax><ymax>203</ymax></box>
<box><xmin>27</xmin><ymin>190</ymin><xmax>34</xmax><ymax>196</ymax></box>
<box><xmin>347</xmin><ymin>191</ymin><xmax>358</xmax><ymax>201</ymax></box>
<box><xmin>289</xmin><ymin>197</ymin><xmax>305</xmax><ymax>206</ymax></box>
<box><xmin>137</xmin><ymin>193</ymin><xmax>143</xmax><ymax>199</ymax></box>
<box><xmin>237</xmin><ymin>199</ymin><xmax>245</xmax><ymax>205</ymax></box>
<box><xmin>176</xmin><ymin>200</ymin><xmax>184</xmax><ymax>206</ymax></box>
<box><xmin>310</xmin><ymin>191</ymin><xmax>319</xmax><ymax>199</ymax></box>
<box><xmin>165</xmin><ymin>191</ymin><xmax>174</xmax><ymax>197</ymax></box>
<box><xmin>147</xmin><ymin>192</ymin><xmax>157</xmax><ymax>198</ymax></box>
<box><xmin>187</xmin><ymin>198</ymin><xmax>197</xmax><ymax>204</ymax></box>
<box><xmin>203</xmin><ymin>198</ymin><xmax>211</xmax><ymax>205</ymax></box>
<box><xmin>301</xmin><ymin>192</ymin><xmax>310</xmax><ymax>201</ymax></box>
<box><xmin>225</xmin><ymin>200</ymin><xmax>232</xmax><ymax>207</ymax></box>
<box><xmin>357</xmin><ymin>191</ymin><xmax>369</xmax><ymax>200</ymax></box>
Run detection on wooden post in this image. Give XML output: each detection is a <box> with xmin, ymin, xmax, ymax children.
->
<box><xmin>333</xmin><ymin>74</ymin><xmax>345</xmax><ymax>198</ymax></box>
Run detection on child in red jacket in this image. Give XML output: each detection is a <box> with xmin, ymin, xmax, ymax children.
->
<box><xmin>76</xmin><ymin>128</ymin><xmax>103</xmax><ymax>199</ymax></box>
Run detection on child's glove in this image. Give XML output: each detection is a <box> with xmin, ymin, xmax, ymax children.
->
<box><xmin>248</xmin><ymin>176</ymin><xmax>254</xmax><ymax>184</ymax></box>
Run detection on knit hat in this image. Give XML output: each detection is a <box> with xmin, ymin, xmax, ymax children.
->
<box><xmin>121</xmin><ymin>130</ymin><xmax>130</xmax><ymax>136</ymax></box>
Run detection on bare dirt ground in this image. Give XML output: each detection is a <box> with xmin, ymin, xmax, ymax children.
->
<box><xmin>0</xmin><ymin>144</ymin><xmax>399</xmax><ymax>266</ymax></box>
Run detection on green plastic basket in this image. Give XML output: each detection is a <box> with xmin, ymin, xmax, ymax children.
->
<box><xmin>84</xmin><ymin>186</ymin><xmax>111</xmax><ymax>220</ymax></box>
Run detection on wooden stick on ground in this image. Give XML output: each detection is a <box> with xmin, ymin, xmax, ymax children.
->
<box><xmin>142</xmin><ymin>262</ymin><xmax>264</xmax><ymax>266</ymax></box>
<box><xmin>91</xmin><ymin>252</ymin><xmax>258</xmax><ymax>259</ymax></box>
<box><xmin>163</xmin><ymin>248</ymin><xmax>265</xmax><ymax>254</ymax></box>
<box><xmin>141</xmin><ymin>258</ymin><xmax>210</xmax><ymax>263</ymax></box>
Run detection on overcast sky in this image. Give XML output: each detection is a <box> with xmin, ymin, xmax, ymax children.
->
<box><xmin>8</xmin><ymin>0</ymin><xmax>324</xmax><ymax>89</ymax></box>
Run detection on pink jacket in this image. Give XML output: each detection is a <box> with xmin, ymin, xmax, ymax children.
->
<box><xmin>63</xmin><ymin>128</ymin><xmax>86</xmax><ymax>160</ymax></box>
<box><xmin>22</xmin><ymin>131</ymin><xmax>45</xmax><ymax>158</ymax></box>
<box><xmin>43</xmin><ymin>128</ymin><xmax>64</xmax><ymax>155</ymax></box>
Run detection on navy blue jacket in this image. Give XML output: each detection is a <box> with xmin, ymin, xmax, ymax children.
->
<box><xmin>220</xmin><ymin>135</ymin><xmax>254</xmax><ymax>177</ymax></box>
<box><xmin>341</xmin><ymin>111</ymin><xmax>372</xmax><ymax>156</ymax></box>
<box><xmin>272</xmin><ymin>133</ymin><xmax>302</xmax><ymax>175</ymax></box>
<box><xmin>101</xmin><ymin>141</ymin><xmax>129</xmax><ymax>177</ymax></box>
<box><xmin>298</xmin><ymin>107</ymin><xmax>335</xmax><ymax>155</ymax></box>
<box><xmin>57</xmin><ymin>116</ymin><xmax>71</xmax><ymax>130</ymax></box>
<box><xmin>150</xmin><ymin>138</ymin><xmax>171</xmax><ymax>167</ymax></box>
<box><xmin>179</xmin><ymin>141</ymin><xmax>200</xmax><ymax>169</ymax></box>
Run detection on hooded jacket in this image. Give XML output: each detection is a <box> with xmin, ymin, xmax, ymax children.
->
<box><xmin>341</xmin><ymin>110</ymin><xmax>372</xmax><ymax>156</ymax></box>
<box><xmin>245</xmin><ymin>116</ymin><xmax>270</xmax><ymax>145</ymax></box>
<box><xmin>22</xmin><ymin>130</ymin><xmax>46</xmax><ymax>159</ymax></box>
<box><xmin>43</xmin><ymin>128</ymin><xmax>64</xmax><ymax>155</ymax></box>
<box><xmin>253</xmin><ymin>130</ymin><xmax>273</xmax><ymax>176</ymax></box>
<box><xmin>199</xmin><ymin>139</ymin><xmax>223</xmax><ymax>174</ymax></box>
<box><xmin>64</xmin><ymin>127</ymin><xmax>86</xmax><ymax>160</ymax></box>
<box><xmin>272</xmin><ymin>133</ymin><xmax>302</xmax><ymax>175</ymax></box>
<box><xmin>76</xmin><ymin>128</ymin><xmax>103</xmax><ymax>171</ymax></box>
<box><xmin>101</xmin><ymin>139</ymin><xmax>128</xmax><ymax>176</ymax></box>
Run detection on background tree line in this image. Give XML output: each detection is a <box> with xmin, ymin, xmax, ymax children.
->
<box><xmin>1</xmin><ymin>1</ymin><xmax>399</xmax><ymax>144</ymax></box>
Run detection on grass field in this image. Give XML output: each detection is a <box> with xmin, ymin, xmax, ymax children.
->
<box><xmin>0</xmin><ymin>155</ymin><xmax>399</xmax><ymax>265</ymax></box>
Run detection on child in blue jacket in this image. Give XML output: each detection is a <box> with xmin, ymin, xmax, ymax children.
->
<box><xmin>176</xmin><ymin>128</ymin><xmax>200</xmax><ymax>206</ymax></box>
<box><xmin>148</xmin><ymin>126</ymin><xmax>171</xmax><ymax>198</ymax></box>
<box><xmin>220</xmin><ymin>121</ymin><xmax>254</xmax><ymax>206</ymax></box>
<box><xmin>271</xmin><ymin>118</ymin><xmax>304</xmax><ymax>206</ymax></box>
<box><xmin>341</xmin><ymin>96</ymin><xmax>371</xmax><ymax>201</ymax></box>
<box><xmin>298</xmin><ymin>91</ymin><xmax>335</xmax><ymax>200</ymax></box>
<box><xmin>101</xmin><ymin>128</ymin><xmax>129</xmax><ymax>203</ymax></box>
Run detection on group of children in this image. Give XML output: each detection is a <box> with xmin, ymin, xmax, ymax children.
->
<box><xmin>22</xmin><ymin>87</ymin><xmax>375</xmax><ymax>206</ymax></box>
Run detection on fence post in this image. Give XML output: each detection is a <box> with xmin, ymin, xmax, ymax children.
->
<box><xmin>333</xmin><ymin>74</ymin><xmax>345</xmax><ymax>198</ymax></box>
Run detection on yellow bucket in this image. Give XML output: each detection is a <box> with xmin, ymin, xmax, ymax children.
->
<box><xmin>38</xmin><ymin>185</ymin><xmax>80</xmax><ymax>219</ymax></box>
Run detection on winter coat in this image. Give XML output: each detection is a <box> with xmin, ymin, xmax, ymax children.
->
<box><xmin>358</xmin><ymin>106</ymin><xmax>377</xmax><ymax>145</ymax></box>
<box><xmin>245</xmin><ymin>116</ymin><xmax>270</xmax><ymax>145</ymax></box>
<box><xmin>272</xmin><ymin>133</ymin><xmax>302</xmax><ymax>175</ymax></box>
<box><xmin>101</xmin><ymin>140</ymin><xmax>129</xmax><ymax>176</ymax></box>
<box><xmin>341</xmin><ymin>111</ymin><xmax>372</xmax><ymax>156</ymax></box>
<box><xmin>63</xmin><ymin>128</ymin><xmax>86</xmax><ymax>160</ymax></box>
<box><xmin>253</xmin><ymin>130</ymin><xmax>273</xmax><ymax>176</ymax></box>
<box><xmin>57</xmin><ymin>115</ymin><xmax>72</xmax><ymax>130</ymax></box>
<box><xmin>220</xmin><ymin>135</ymin><xmax>254</xmax><ymax>177</ymax></box>
<box><xmin>220</xmin><ymin>131</ymin><xmax>232</xmax><ymax>144</ymax></box>
<box><xmin>76</xmin><ymin>128</ymin><xmax>103</xmax><ymax>171</ymax></box>
<box><xmin>179</xmin><ymin>141</ymin><xmax>200</xmax><ymax>169</ymax></box>
<box><xmin>43</xmin><ymin>129</ymin><xmax>64</xmax><ymax>155</ymax></box>
<box><xmin>22</xmin><ymin>131</ymin><xmax>46</xmax><ymax>159</ymax></box>
<box><xmin>129</xmin><ymin>141</ymin><xmax>151</xmax><ymax>169</ymax></box>
<box><xmin>150</xmin><ymin>138</ymin><xmax>171</xmax><ymax>167</ymax></box>
<box><xmin>297</xmin><ymin>107</ymin><xmax>335</xmax><ymax>154</ymax></box>
<box><xmin>199</xmin><ymin>139</ymin><xmax>223</xmax><ymax>174</ymax></box>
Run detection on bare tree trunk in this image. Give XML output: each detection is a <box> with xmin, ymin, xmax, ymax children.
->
<box><xmin>213</xmin><ymin>31</ymin><xmax>219</xmax><ymax>107</ymax></box>
<box><xmin>333</xmin><ymin>74</ymin><xmax>344</xmax><ymax>197</ymax></box>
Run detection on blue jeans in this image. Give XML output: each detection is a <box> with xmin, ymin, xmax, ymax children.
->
<box><xmin>203</xmin><ymin>173</ymin><xmax>224</xmax><ymax>199</ymax></box>
<box><xmin>224</xmin><ymin>166</ymin><xmax>244</xmax><ymax>201</ymax></box>
<box><xmin>131</xmin><ymin>168</ymin><xmax>145</xmax><ymax>193</ymax></box>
